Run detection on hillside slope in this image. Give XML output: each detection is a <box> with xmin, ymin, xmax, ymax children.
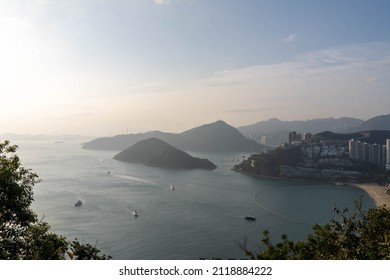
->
<box><xmin>113</xmin><ymin>138</ymin><xmax>217</xmax><ymax>170</ymax></box>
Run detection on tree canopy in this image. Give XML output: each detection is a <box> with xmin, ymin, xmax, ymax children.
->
<box><xmin>238</xmin><ymin>201</ymin><xmax>390</xmax><ymax>260</ymax></box>
<box><xmin>0</xmin><ymin>140</ymin><xmax>110</xmax><ymax>260</ymax></box>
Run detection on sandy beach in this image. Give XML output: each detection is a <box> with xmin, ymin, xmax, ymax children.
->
<box><xmin>352</xmin><ymin>183</ymin><xmax>390</xmax><ymax>208</ymax></box>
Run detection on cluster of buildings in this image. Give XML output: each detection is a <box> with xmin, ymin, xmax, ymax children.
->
<box><xmin>288</xmin><ymin>131</ymin><xmax>312</xmax><ymax>145</ymax></box>
<box><xmin>243</xmin><ymin>130</ymin><xmax>390</xmax><ymax>183</ymax></box>
<box><xmin>287</xmin><ymin>130</ymin><xmax>390</xmax><ymax>170</ymax></box>
<box><xmin>349</xmin><ymin>139</ymin><xmax>390</xmax><ymax>170</ymax></box>
<box><xmin>277</xmin><ymin>131</ymin><xmax>390</xmax><ymax>181</ymax></box>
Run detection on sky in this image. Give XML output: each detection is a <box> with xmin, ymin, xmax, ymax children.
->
<box><xmin>0</xmin><ymin>0</ymin><xmax>389</xmax><ymax>136</ymax></box>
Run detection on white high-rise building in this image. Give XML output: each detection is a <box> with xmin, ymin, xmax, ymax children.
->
<box><xmin>387</xmin><ymin>139</ymin><xmax>390</xmax><ymax>161</ymax></box>
<box><xmin>387</xmin><ymin>139</ymin><xmax>390</xmax><ymax>170</ymax></box>
<box><xmin>349</xmin><ymin>139</ymin><xmax>359</xmax><ymax>160</ymax></box>
<box><xmin>382</xmin><ymin>144</ymin><xmax>387</xmax><ymax>164</ymax></box>
<box><xmin>368</xmin><ymin>143</ymin><xmax>381</xmax><ymax>164</ymax></box>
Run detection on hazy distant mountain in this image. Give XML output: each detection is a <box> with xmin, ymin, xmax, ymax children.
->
<box><xmin>237</xmin><ymin>117</ymin><xmax>364</xmax><ymax>146</ymax></box>
<box><xmin>350</xmin><ymin>114</ymin><xmax>390</xmax><ymax>132</ymax></box>
<box><xmin>178</xmin><ymin>120</ymin><xmax>264</xmax><ymax>153</ymax></box>
<box><xmin>113</xmin><ymin>138</ymin><xmax>216</xmax><ymax>170</ymax></box>
<box><xmin>82</xmin><ymin>131</ymin><xmax>179</xmax><ymax>151</ymax></box>
<box><xmin>315</xmin><ymin>130</ymin><xmax>390</xmax><ymax>145</ymax></box>
<box><xmin>83</xmin><ymin>120</ymin><xmax>265</xmax><ymax>153</ymax></box>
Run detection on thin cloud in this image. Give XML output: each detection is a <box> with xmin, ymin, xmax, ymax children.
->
<box><xmin>153</xmin><ymin>0</ymin><xmax>171</xmax><ymax>5</ymax></box>
<box><xmin>193</xmin><ymin>42</ymin><xmax>390</xmax><ymax>121</ymax></box>
<box><xmin>365</xmin><ymin>76</ymin><xmax>378</xmax><ymax>84</ymax></box>
<box><xmin>284</xmin><ymin>33</ymin><xmax>297</xmax><ymax>43</ymax></box>
<box><xmin>203</xmin><ymin>42</ymin><xmax>390</xmax><ymax>86</ymax></box>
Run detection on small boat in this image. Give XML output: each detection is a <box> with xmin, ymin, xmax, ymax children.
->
<box><xmin>132</xmin><ymin>210</ymin><xmax>138</xmax><ymax>217</ymax></box>
<box><xmin>170</xmin><ymin>185</ymin><xmax>175</xmax><ymax>191</ymax></box>
<box><xmin>107</xmin><ymin>171</ymin><xmax>111</xmax><ymax>174</ymax></box>
<box><xmin>245</xmin><ymin>216</ymin><xmax>256</xmax><ymax>221</ymax></box>
<box><xmin>74</xmin><ymin>200</ymin><xmax>82</xmax><ymax>207</ymax></box>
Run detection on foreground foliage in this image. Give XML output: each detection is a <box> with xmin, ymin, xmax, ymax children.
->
<box><xmin>238</xmin><ymin>201</ymin><xmax>390</xmax><ymax>259</ymax></box>
<box><xmin>0</xmin><ymin>140</ymin><xmax>111</xmax><ymax>260</ymax></box>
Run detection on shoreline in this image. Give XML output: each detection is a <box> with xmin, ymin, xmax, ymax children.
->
<box><xmin>233</xmin><ymin>168</ymin><xmax>390</xmax><ymax>208</ymax></box>
<box><xmin>351</xmin><ymin>183</ymin><xmax>390</xmax><ymax>208</ymax></box>
<box><xmin>232</xmin><ymin>168</ymin><xmax>335</xmax><ymax>184</ymax></box>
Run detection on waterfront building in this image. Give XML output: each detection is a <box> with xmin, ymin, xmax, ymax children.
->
<box><xmin>349</xmin><ymin>140</ymin><xmax>386</xmax><ymax>166</ymax></box>
<box><xmin>368</xmin><ymin>143</ymin><xmax>381</xmax><ymax>165</ymax></box>
<box><xmin>349</xmin><ymin>139</ymin><xmax>360</xmax><ymax>160</ymax></box>
<box><xmin>387</xmin><ymin>140</ymin><xmax>390</xmax><ymax>164</ymax></box>
<box><xmin>387</xmin><ymin>139</ymin><xmax>390</xmax><ymax>170</ymax></box>
<box><xmin>382</xmin><ymin>145</ymin><xmax>387</xmax><ymax>164</ymax></box>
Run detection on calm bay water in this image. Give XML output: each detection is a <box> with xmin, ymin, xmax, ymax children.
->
<box><xmin>14</xmin><ymin>139</ymin><xmax>375</xmax><ymax>259</ymax></box>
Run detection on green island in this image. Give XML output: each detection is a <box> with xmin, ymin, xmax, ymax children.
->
<box><xmin>113</xmin><ymin>138</ymin><xmax>217</xmax><ymax>170</ymax></box>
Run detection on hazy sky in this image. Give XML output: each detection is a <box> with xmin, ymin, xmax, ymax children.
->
<box><xmin>1</xmin><ymin>0</ymin><xmax>389</xmax><ymax>136</ymax></box>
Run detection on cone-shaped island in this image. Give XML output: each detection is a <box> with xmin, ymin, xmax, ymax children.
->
<box><xmin>113</xmin><ymin>138</ymin><xmax>217</xmax><ymax>170</ymax></box>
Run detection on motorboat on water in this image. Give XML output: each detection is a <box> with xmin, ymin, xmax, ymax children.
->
<box><xmin>170</xmin><ymin>185</ymin><xmax>175</xmax><ymax>191</ymax></box>
<box><xmin>245</xmin><ymin>216</ymin><xmax>256</xmax><ymax>221</ymax></box>
<box><xmin>132</xmin><ymin>210</ymin><xmax>138</xmax><ymax>217</ymax></box>
<box><xmin>74</xmin><ymin>200</ymin><xmax>82</xmax><ymax>207</ymax></box>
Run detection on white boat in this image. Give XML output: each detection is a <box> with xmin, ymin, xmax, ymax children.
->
<box><xmin>74</xmin><ymin>200</ymin><xmax>82</xmax><ymax>207</ymax></box>
<box><xmin>170</xmin><ymin>185</ymin><xmax>175</xmax><ymax>191</ymax></box>
<box><xmin>132</xmin><ymin>210</ymin><xmax>138</xmax><ymax>217</ymax></box>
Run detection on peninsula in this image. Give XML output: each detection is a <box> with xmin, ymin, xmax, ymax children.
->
<box><xmin>234</xmin><ymin>130</ymin><xmax>390</xmax><ymax>183</ymax></box>
<box><xmin>113</xmin><ymin>138</ymin><xmax>217</xmax><ymax>170</ymax></box>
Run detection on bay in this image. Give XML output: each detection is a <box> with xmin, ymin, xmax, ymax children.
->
<box><xmin>14</xmin><ymin>139</ymin><xmax>375</xmax><ymax>260</ymax></box>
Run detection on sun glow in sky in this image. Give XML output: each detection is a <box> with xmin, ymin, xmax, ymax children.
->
<box><xmin>1</xmin><ymin>0</ymin><xmax>390</xmax><ymax>136</ymax></box>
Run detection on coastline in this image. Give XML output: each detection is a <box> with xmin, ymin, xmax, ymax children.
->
<box><xmin>351</xmin><ymin>183</ymin><xmax>390</xmax><ymax>208</ymax></box>
<box><xmin>232</xmin><ymin>168</ymin><xmax>334</xmax><ymax>184</ymax></box>
<box><xmin>233</xmin><ymin>168</ymin><xmax>390</xmax><ymax>208</ymax></box>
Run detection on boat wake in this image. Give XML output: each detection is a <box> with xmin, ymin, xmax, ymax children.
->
<box><xmin>113</xmin><ymin>174</ymin><xmax>157</xmax><ymax>185</ymax></box>
<box><xmin>254</xmin><ymin>191</ymin><xmax>307</xmax><ymax>225</ymax></box>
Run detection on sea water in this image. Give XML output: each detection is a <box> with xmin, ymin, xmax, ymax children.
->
<box><xmin>14</xmin><ymin>139</ymin><xmax>375</xmax><ymax>259</ymax></box>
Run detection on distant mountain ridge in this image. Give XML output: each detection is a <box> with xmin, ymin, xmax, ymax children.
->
<box><xmin>350</xmin><ymin>114</ymin><xmax>390</xmax><ymax>132</ymax></box>
<box><xmin>83</xmin><ymin>120</ymin><xmax>265</xmax><ymax>153</ymax></box>
<box><xmin>82</xmin><ymin>131</ymin><xmax>179</xmax><ymax>151</ymax></box>
<box><xmin>178</xmin><ymin>120</ymin><xmax>263</xmax><ymax>153</ymax></box>
<box><xmin>237</xmin><ymin>117</ymin><xmax>366</xmax><ymax>146</ymax></box>
<box><xmin>113</xmin><ymin>138</ymin><xmax>217</xmax><ymax>170</ymax></box>
<box><xmin>82</xmin><ymin>114</ymin><xmax>390</xmax><ymax>151</ymax></box>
